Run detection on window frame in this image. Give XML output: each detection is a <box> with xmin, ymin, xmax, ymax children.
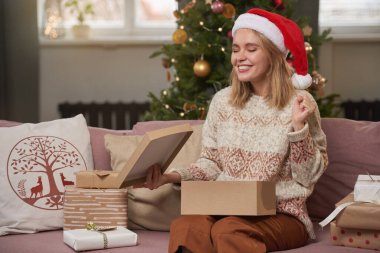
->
<box><xmin>319</xmin><ymin>0</ymin><xmax>380</xmax><ymax>41</ymax></box>
<box><xmin>38</xmin><ymin>0</ymin><xmax>177</xmax><ymax>44</ymax></box>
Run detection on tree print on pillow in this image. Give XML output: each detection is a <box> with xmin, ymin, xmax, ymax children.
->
<box><xmin>7</xmin><ymin>136</ymin><xmax>87</xmax><ymax>210</ymax></box>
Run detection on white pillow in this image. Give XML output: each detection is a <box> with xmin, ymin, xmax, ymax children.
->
<box><xmin>0</xmin><ymin>114</ymin><xmax>94</xmax><ymax>236</ymax></box>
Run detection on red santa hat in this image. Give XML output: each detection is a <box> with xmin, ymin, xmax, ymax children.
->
<box><xmin>232</xmin><ymin>8</ymin><xmax>312</xmax><ymax>89</ymax></box>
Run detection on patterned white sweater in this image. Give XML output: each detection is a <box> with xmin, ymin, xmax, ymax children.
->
<box><xmin>173</xmin><ymin>87</ymin><xmax>328</xmax><ymax>239</ymax></box>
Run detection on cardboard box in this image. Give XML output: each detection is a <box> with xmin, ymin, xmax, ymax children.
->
<box><xmin>76</xmin><ymin>124</ymin><xmax>193</xmax><ymax>188</ymax></box>
<box><xmin>330</xmin><ymin>221</ymin><xmax>380</xmax><ymax>251</ymax></box>
<box><xmin>64</xmin><ymin>186</ymin><xmax>128</xmax><ymax>230</ymax></box>
<box><xmin>181</xmin><ymin>181</ymin><xmax>276</xmax><ymax>216</ymax></box>
<box><xmin>64</xmin><ymin>227</ymin><xmax>137</xmax><ymax>251</ymax></box>
<box><xmin>335</xmin><ymin>192</ymin><xmax>380</xmax><ymax>230</ymax></box>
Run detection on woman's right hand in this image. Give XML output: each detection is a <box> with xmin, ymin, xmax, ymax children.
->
<box><xmin>144</xmin><ymin>164</ymin><xmax>181</xmax><ymax>190</ymax></box>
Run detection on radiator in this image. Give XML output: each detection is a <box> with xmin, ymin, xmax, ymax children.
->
<box><xmin>58</xmin><ymin>102</ymin><xmax>150</xmax><ymax>130</ymax></box>
<box><xmin>341</xmin><ymin>100</ymin><xmax>380</xmax><ymax>122</ymax></box>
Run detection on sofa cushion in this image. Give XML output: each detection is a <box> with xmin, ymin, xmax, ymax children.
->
<box><xmin>0</xmin><ymin>115</ymin><xmax>94</xmax><ymax>236</ymax></box>
<box><xmin>307</xmin><ymin>118</ymin><xmax>380</xmax><ymax>220</ymax></box>
<box><xmin>88</xmin><ymin>126</ymin><xmax>132</xmax><ymax>170</ymax></box>
<box><xmin>105</xmin><ymin>122</ymin><xmax>203</xmax><ymax>231</ymax></box>
<box><xmin>132</xmin><ymin>120</ymin><xmax>204</xmax><ymax>135</ymax></box>
<box><xmin>0</xmin><ymin>120</ymin><xmax>20</xmax><ymax>127</ymax></box>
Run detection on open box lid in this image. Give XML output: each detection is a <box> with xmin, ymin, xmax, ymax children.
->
<box><xmin>76</xmin><ymin>124</ymin><xmax>193</xmax><ymax>188</ymax></box>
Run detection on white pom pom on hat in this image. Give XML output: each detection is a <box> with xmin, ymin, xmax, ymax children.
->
<box><xmin>232</xmin><ymin>8</ymin><xmax>312</xmax><ymax>90</ymax></box>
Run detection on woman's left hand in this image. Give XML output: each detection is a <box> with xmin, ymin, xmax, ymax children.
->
<box><xmin>292</xmin><ymin>94</ymin><xmax>316</xmax><ymax>131</ymax></box>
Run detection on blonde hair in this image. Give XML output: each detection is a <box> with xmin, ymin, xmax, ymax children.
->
<box><xmin>229</xmin><ymin>30</ymin><xmax>295</xmax><ymax>109</ymax></box>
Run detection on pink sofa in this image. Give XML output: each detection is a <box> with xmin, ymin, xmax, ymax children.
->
<box><xmin>0</xmin><ymin>118</ymin><xmax>379</xmax><ymax>253</ymax></box>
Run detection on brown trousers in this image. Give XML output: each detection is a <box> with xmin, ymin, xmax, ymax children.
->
<box><xmin>168</xmin><ymin>214</ymin><xmax>308</xmax><ymax>253</ymax></box>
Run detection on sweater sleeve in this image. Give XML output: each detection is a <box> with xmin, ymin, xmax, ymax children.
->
<box><xmin>287</xmin><ymin>93</ymin><xmax>328</xmax><ymax>187</ymax></box>
<box><xmin>171</xmin><ymin>94</ymin><xmax>222</xmax><ymax>181</ymax></box>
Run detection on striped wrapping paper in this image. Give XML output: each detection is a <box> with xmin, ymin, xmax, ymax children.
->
<box><xmin>64</xmin><ymin>186</ymin><xmax>128</xmax><ymax>230</ymax></box>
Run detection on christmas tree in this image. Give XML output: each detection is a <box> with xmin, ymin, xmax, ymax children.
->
<box><xmin>145</xmin><ymin>0</ymin><xmax>338</xmax><ymax>120</ymax></box>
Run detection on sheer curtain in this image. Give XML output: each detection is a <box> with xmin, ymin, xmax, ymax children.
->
<box><xmin>0</xmin><ymin>0</ymin><xmax>39</xmax><ymax>122</ymax></box>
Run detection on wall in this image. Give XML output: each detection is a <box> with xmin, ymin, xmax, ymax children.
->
<box><xmin>319</xmin><ymin>40</ymin><xmax>380</xmax><ymax>101</ymax></box>
<box><xmin>39</xmin><ymin>39</ymin><xmax>380</xmax><ymax>122</ymax></box>
<box><xmin>39</xmin><ymin>41</ymin><xmax>168</xmax><ymax>121</ymax></box>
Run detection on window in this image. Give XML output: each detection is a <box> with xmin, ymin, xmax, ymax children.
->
<box><xmin>319</xmin><ymin>0</ymin><xmax>380</xmax><ymax>39</ymax></box>
<box><xmin>39</xmin><ymin>0</ymin><xmax>177</xmax><ymax>40</ymax></box>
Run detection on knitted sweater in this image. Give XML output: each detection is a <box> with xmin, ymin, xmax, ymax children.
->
<box><xmin>173</xmin><ymin>87</ymin><xmax>328</xmax><ymax>239</ymax></box>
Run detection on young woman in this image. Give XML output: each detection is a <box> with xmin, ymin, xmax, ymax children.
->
<box><xmin>144</xmin><ymin>8</ymin><xmax>328</xmax><ymax>253</ymax></box>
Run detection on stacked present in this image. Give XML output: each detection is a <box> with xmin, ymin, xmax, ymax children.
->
<box><xmin>63</xmin><ymin>125</ymin><xmax>193</xmax><ymax>251</ymax></box>
<box><xmin>325</xmin><ymin>175</ymin><xmax>380</xmax><ymax>251</ymax></box>
<box><xmin>64</xmin><ymin>186</ymin><xmax>128</xmax><ymax>230</ymax></box>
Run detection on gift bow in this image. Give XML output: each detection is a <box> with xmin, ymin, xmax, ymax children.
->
<box><xmin>85</xmin><ymin>222</ymin><xmax>117</xmax><ymax>249</ymax></box>
<box><xmin>85</xmin><ymin>222</ymin><xmax>116</xmax><ymax>231</ymax></box>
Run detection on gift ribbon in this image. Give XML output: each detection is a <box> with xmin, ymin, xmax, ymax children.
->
<box><xmin>85</xmin><ymin>222</ymin><xmax>116</xmax><ymax>249</ymax></box>
<box><xmin>318</xmin><ymin>201</ymin><xmax>355</xmax><ymax>228</ymax></box>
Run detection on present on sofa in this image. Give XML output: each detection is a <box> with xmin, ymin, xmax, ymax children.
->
<box><xmin>63</xmin><ymin>226</ymin><xmax>137</xmax><ymax>251</ymax></box>
<box><xmin>330</xmin><ymin>221</ymin><xmax>380</xmax><ymax>251</ymax></box>
<box><xmin>75</xmin><ymin>124</ymin><xmax>193</xmax><ymax>189</ymax></box>
<box><xmin>64</xmin><ymin>186</ymin><xmax>128</xmax><ymax>230</ymax></box>
<box><xmin>335</xmin><ymin>192</ymin><xmax>380</xmax><ymax>230</ymax></box>
<box><xmin>354</xmin><ymin>174</ymin><xmax>380</xmax><ymax>204</ymax></box>
<box><xmin>319</xmin><ymin>174</ymin><xmax>380</xmax><ymax>229</ymax></box>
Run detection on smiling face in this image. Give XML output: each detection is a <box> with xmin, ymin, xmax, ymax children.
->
<box><xmin>231</xmin><ymin>29</ymin><xmax>271</xmax><ymax>86</ymax></box>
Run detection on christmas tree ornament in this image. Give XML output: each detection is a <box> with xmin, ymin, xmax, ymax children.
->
<box><xmin>162</xmin><ymin>58</ymin><xmax>171</xmax><ymax>81</ymax></box>
<box><xmin>183</xmin><ymin>1</ymin><xmax>195</xmax><ymax>13</ymax></box>
<box><xmin>273</xmin><ymin>0</ymin><xmax>285</xmax><ymax>10</ymax></box>
<box><xmin>172</xmin><ymin>29</ymin><xmax>188</xmax><ymax>44</ymax></box>
<box><xmin>162</xmin><ymin>58</ymin><xmax>171</xmax><ymax>68</ymax></box>
<box><xmin>304</xmin><ymin>42</ymin><xmax>313</xmax><ymax>54</ymax></box>
<box><xmin>173</xmin><ymin>10</ymin><xmax>180</xmax><ymax>19</ymax></box>
<box><xmin>311</xmin><ymin>71</ymin><xmax>326</xmax><ymax>87</ymax></box>
<box><xmin>211</xmin><ymin>0</ymin><xmax>224</xmax><ymax>14</ymax></box>
<box><xmin>193</xmin><ymin>59</ymin><xmax>211</xmax><ymax>77</ymax></box>
<box><xmin>223</xmin><ymin>4</ymin><xmax>236</xmax><ymax>19</ymax></box>
<box><xmin>311</xmin><ymin>71</ymin><xmax>327</xmax><ymax>96</ymax></box>
<box><xmin>198</xmin><ymin>107</ymin><xmax>206</xmax><ymax>120</ymax></box>
<box><xmin>166</xmin><ymin>70</ymin><xmax>171</xmax><ymax>81</ymax></box>
<box><xmin>183</xmin><ymin>102</ymin><xmax>197</xmax><ymax>112</ymax></box>
<box><xmin>303</xmin><ymin>25</ymin><xmax>313</xmax><ymax>36</ymax></box>
<box><xmin>227</xmin><ymin>30</ymin><xmax>233</xmax><ymax>40</ymax></box>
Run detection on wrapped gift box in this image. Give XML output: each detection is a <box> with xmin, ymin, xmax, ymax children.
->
<box><xmin>335</xmin><ymin>192</ymin><xmax>380</xmax><ymax>230</ymax></box>
<box><xmin>64</xmin><ymin>186</ymin><xmax>128</xmax><ymax>230</ymax></box>
<box><xmin>330</xmin><ymin>221</ymin><xmax>380</xmax><ymax>251</ymax></box>
<box><xmin>354</xmin><ymin>174</ymin><xmax>380</xmax><ymax>204</ymax></box>
<box><xmin>64</xmin><ymin>227</ymin><xmax>137</xmax><ymax>251</ymax></box>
